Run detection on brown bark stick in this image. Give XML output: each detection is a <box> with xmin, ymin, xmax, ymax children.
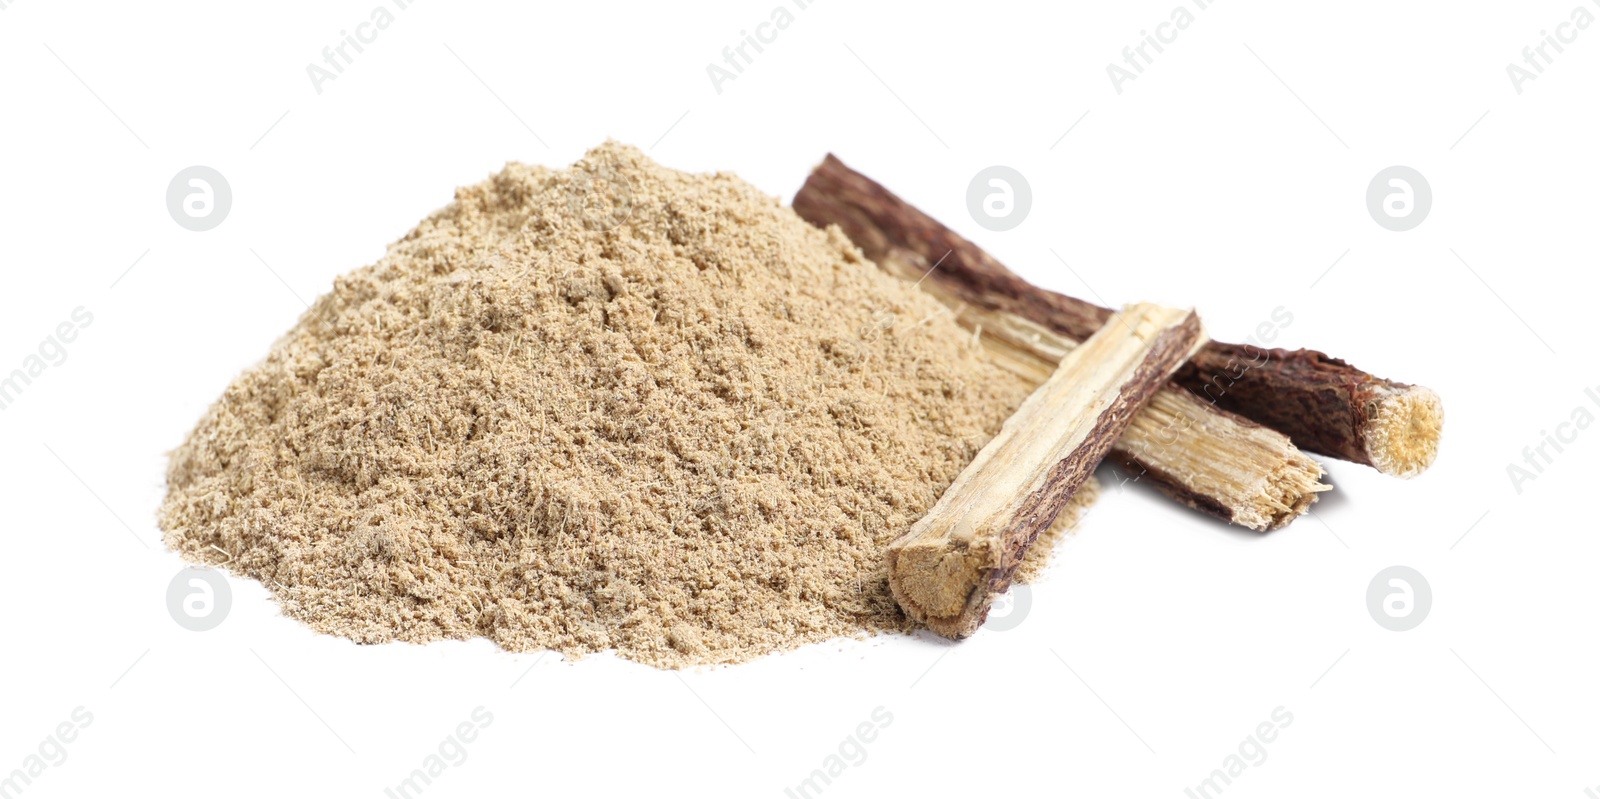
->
<box><xmin>797</xmin><ymin>158</ymin><xmax>1330</xmax><ymax>531</ymax></box>
<box><xmin>886</xmin><ymin>303</ymin><xmax>1206</xmax><ymax>638</ymax></box>
<box><xmin>794</xmin><ymin>154</ymin><xmax>1443</xmax><ymax>479</ymax></box>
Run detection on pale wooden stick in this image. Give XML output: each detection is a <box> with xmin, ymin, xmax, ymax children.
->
<box><xmin>886</xmin><ymin>303</ymin><xmax>1207</xmax><ymax>638</ymax></box>
<box><xmin>946</xmin><ymin>298</ymin><xmax>1328</xmax><ymax>531</ymax></box>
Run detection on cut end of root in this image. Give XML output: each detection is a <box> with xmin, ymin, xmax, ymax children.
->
<box><xmin>1248</xmin><ymin>453</ymin><xmax>1328</xmax><ymax>531</ymax></box>
<box><xmin>886</xmin><ymin>540</ymin><xmax>990</xmax><ymax>639</ymax></box>
<box><xmin>1364</xmin><ymin>386</ymin><xmax>1444</xmax><ymax>479</ymax></box>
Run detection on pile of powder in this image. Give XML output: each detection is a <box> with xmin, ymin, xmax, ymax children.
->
<box><xmin>159</xmin><ymin>142</ymin><xmax>1096</xmax><ymax>668</ymax></box>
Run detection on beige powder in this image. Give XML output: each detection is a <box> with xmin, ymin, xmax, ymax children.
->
<box><xmin>159</xmin><ymin>142</ymin><xmax>1096</xmax><ymax>668</ymax></box>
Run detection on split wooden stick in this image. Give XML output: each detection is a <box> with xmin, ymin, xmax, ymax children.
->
<box><xmin>942</xmin><ymin>298</ymin><xmax>1329</xmax><ymax>530</ymax></box>
<box><xmin>887</xmin><ymin>303</ymin><xmax>1206</xmax><ymax>638</ymax></box>
<box><xmin>796</xmin><ymin>155</ymin><xmax>1328</xmax><ymax>530</ymax></box>
<box><xmin>794</xmin><ymin>154</ymin><xmax>1443</xmax><ymax>479</ymax></box>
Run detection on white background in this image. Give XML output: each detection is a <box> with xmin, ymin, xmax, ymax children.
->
<box><xmin>2</xmin><ymin>1</ymin><xmax>1597</xmax><ymax>796</ymax></box>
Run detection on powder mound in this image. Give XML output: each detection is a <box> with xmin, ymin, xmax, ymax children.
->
<box><xmin>159</xmin><ymin>142</ymin><xmax>1082</xmax><ymax>667</ymax></box>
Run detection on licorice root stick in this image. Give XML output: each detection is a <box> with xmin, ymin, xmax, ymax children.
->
<box><xmin>886</xmin><ymin>303</ymin><xmax>1206</xmax><ymax>638</ymax></box>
